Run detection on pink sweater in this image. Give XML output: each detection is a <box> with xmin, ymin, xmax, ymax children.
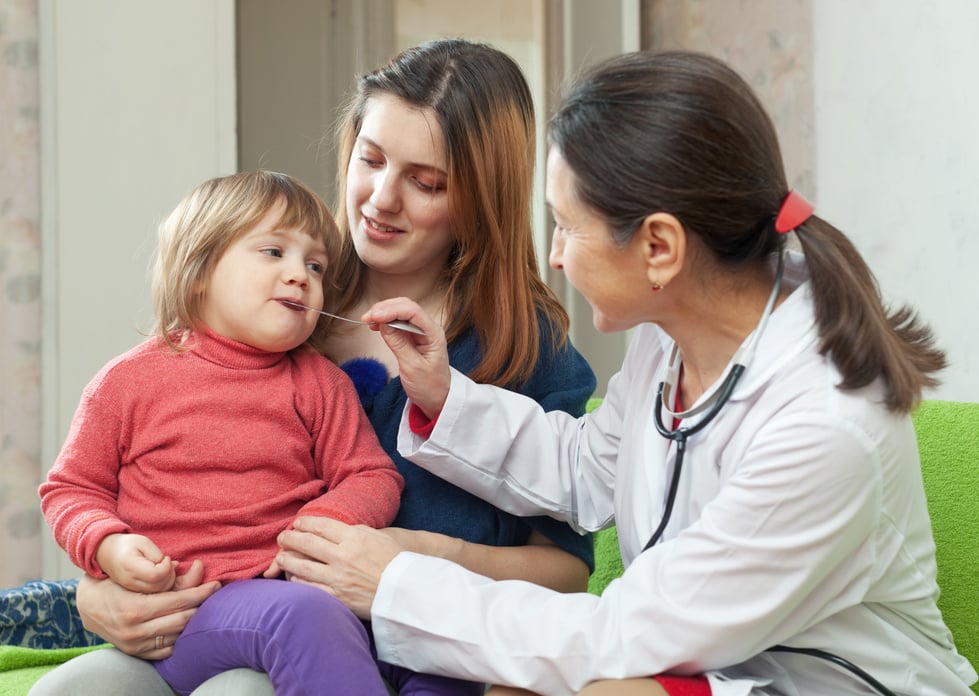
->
<box><xmin>40</xmin><ymin>330</ymin><xmax>403</xmax><ymax>583</ymax></box>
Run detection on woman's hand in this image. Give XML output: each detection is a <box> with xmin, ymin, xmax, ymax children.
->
<box><xmin>362</xmin><ymin>298</ymin><xmax>451</xmax><ymax>419</ymax></box>
<box><xmin>275</xmin><ymin>517</ymin><xmax>403</xmax><ymax>620</ymax></box>
<box><xmin>75</xmin><ymin>560</ymin><xmax>220</xmax><ymax>659</ymax></box>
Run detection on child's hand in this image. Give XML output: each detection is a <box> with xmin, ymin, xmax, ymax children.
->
<box><xmin>96</xmin><ymin>533</ymin><xmax>177</xmax><ymax>593</ymax></box>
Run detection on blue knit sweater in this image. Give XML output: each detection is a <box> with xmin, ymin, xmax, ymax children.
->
<box><xmin>341</xmin><ymin>319</ymin><xmax>597</xmax><ymax>570</ymax></box>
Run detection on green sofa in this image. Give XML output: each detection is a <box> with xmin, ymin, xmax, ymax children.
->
<box><xmin>2</xmin><ymin>400</ymin><xmax>977</xmax><ymax>695</ymax></box>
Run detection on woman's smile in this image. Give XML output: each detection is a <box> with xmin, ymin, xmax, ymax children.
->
<box><xmin>362</xmin><ymin>214</ymin><xmax>403</xmax><ymax>241</ymax></box>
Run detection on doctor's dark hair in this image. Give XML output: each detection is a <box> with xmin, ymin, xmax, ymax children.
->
<box><xmin>329</xmin><ymin>38</ymin><xmax>569</xmax><ymax>387</ymax></box>
<box><xmin>548</xmin><ymin>51</ymin><xmax>944</xmax><ymax>412</ymax></box>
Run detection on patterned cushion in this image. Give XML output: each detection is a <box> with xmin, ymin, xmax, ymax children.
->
<box><xmin>0</xmin><ymin>580</ymin><xmax>104</xmax><ymax>649</ymax></box>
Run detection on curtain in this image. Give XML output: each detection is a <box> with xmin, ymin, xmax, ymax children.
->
<box><xmin>0</xmin><ymin>0</ymin><xmax>43</xmax><ymax>587</ymax></box>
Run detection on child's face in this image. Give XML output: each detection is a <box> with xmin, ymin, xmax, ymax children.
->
<box><xmin>199</xmin><ymin>200</ymin><xmax>328</xmax><ymax>352</ymax></box>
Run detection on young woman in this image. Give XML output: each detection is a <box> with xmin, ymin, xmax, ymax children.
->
<box><xmin>276</xmin><ymin>51</ymin><xmax>978</xmax><ymax>696</ymax></box>
<box><xmin>30</xmin><ymin>40</ymin><xmax>596</xmax><ymax>696</ymax></box>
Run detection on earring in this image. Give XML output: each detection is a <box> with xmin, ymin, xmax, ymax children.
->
<box><xmin>651</xmin><ymin>282</ymin><xmax>662</xmax><ymax>292</ymax></box>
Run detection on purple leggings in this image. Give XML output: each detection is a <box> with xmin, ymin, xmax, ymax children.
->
<box><xmin>154</xmin><ymin>578</ymin><xmax>481</xmax><ymax>696</ymax></box>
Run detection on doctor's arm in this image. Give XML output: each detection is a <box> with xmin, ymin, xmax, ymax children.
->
<box><xmin>366</xmin><ymin>419</ymin><xmax>884</xmax><ymax>693</ymax></box>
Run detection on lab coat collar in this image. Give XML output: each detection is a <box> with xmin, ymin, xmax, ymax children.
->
<box><xmin>730</xmin><ymin>249</ymin><xmax>821</xmax><ymax>400</ymax></box>
<box><xmin>652</xmin><ymin>250</ymin><xmax>820</xmax><ymax>418</ymax></box>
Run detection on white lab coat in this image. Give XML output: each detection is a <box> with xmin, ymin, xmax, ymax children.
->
<box><xmin>372</xmin><ymin>252</ymin><xmax>977</xmax><ymax>695</ymax></box>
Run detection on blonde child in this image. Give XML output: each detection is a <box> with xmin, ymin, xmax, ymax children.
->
<box><xmin>40</xmin><ymin>171</ymin><xmax>404</xmax><ymax>696</ymax></box>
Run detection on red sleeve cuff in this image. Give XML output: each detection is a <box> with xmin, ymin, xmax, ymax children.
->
<box><xmin>408</xmin><ymin>403</ymin><xmax>438</xmax><ymax>438</ymax></box>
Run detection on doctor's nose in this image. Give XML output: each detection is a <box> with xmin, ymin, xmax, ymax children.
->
<box><xmin>549</xmin><ymin>232</ymin><xmax>565</xmax><ymax>271</ymax></box>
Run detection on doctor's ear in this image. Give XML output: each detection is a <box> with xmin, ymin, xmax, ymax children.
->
<box><xmin>636</xmin><ymin>212</ymin><xmax>686</xmax><ymax>290</ymax></box>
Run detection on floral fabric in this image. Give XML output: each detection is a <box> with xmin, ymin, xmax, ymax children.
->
<box><xmin>0</xmin><ymin>579</ymin><xmax>103</xmax><ymax>649</ymax></box>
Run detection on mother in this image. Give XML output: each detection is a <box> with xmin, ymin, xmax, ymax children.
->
<box><xmin>30</xmin><ymin>39</ymin><xmax>595</xmax><ymax>695</ymax></box>
<box><xmin>278</xmin><ymin>51</ymin><xmax>977</xmax><ymax>696</ymax></box>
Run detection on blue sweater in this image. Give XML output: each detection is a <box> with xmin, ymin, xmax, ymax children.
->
<box><xmin>341</xmin><ymin>319</ymin><xmax>596</xmax><ymax>570</ymax></box>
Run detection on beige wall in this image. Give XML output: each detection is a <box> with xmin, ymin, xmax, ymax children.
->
<box><xmin>237</xmin><ymin>0</ymin><xmax>395</xmax><ymax>208</ymax></box>
<box><xmin>811</xmin><ymin>0</ymin><xmax>979</xmax><ymax>403</ymax></box>
<box><xmin>644</xmin><ymin>0</ymin><xmax>814</xmax><ymax>194</ymax></box>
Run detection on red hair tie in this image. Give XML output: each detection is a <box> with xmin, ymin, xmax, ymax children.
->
<box><xmin>774</xmin><ymin>190</ymin><xmax>815</xmax><ymax>234</ymax></box>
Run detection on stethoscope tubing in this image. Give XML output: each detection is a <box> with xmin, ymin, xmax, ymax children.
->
<box><xmin>646</xmin><ymin>249</ymin><xmax>785</xmax><ymax>552</ymax></box>
<box><xmin>645</xmin><ymin>363</ymin><xmax>745</xmax><ymax>551</ymax></box>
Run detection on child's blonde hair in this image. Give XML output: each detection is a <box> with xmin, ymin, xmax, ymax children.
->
<box><xmin>152</xmin><ymin>171</ymin><xmax>338</xmax><ymax>351</ymax></box>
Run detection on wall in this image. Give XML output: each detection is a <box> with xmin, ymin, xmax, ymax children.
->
<box><xmin>647</xmin><ymin>0</ymin><xmax>979</xmax><ymax>402</ymax></box>
<box><xmin>645</xmin><ymin>0</ymin><xmax>815</xmax><ymax>229</ymax></box>
<box><xmin>237</xmin><ymin>0</ymin><xmax>395</xmax><ymax>207</ymax></box>
<box><xmin>813</xmin><ymin>0</ymin><xmax>979</xmax><ymax>402</ymax></box>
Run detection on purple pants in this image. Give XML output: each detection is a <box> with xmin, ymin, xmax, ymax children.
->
<box><xmin>154</xmin><ymin>578</ymin><xmax>481</xmax><ymax>696</ymax></box>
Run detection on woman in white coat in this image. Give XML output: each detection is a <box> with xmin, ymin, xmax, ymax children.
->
<box><xmin>275</xmin><ymin>51</ymin><xmax>977</xmax><ymax>696</ymax></box>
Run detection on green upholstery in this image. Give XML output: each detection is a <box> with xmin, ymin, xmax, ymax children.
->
<box><xmin>585</xmin><ymin>398</ymin><xmax>979</xmax><ymax>692</ymax></box>
<box><xmin>914</xmin><ymin>400</ymin><xmax>979</xmax><ymax>691</ymax></box>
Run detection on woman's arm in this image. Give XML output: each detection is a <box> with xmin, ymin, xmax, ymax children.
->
<box><xmin>381</xmin><ymin>527</ymin><xmax>589</xmax><ymax>593</ymax></box>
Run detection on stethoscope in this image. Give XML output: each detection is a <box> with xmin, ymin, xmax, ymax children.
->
<box><xmin>643</xmin><ymin>249</ymin><xmax>784</xmax><ymax>552</ymax></box>
<box><xmin>642</xmin><ymin>250</ymin><xmax>897</xmax><ymax>696</ymax></box>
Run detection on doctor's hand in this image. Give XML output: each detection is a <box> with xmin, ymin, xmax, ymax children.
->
<box><xmin>362</xmin><ymin>297</ymin><xmax>451</xmax><ymax>420</ymax></box>
<box><xmin>275</xmin><ymin>516</ymin><xmax>402</xmax><ymax>620</ymax></box>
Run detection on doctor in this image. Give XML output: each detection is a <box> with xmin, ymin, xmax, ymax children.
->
<box><xmin>276</xmin><ymin>51</ymin><xmax>976</xmax><ymax>696</ymax></box>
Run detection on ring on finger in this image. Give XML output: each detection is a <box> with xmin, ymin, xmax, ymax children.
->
<box><xmin>154</xmin><ymin>635</ymin><xmax>165</xmax><ymax>650</ymax></box>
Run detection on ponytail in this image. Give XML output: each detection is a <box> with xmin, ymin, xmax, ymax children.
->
<box><xmin>796</xmin><ymin>217</ymin><xmax>945</xmax><ymax>412</ymax></box>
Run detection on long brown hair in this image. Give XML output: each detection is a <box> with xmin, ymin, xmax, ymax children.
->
<box><xmin>549</xmin><ymin>51</ymin><xmax>944</xmax><ymax>412</ymax></box>
<box><xmin>329</xmin><ymin>39</ymin><xmax>568</xmax><ymax>387</ymax></box>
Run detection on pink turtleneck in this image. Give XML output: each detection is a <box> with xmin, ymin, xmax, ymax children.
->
<box><xmin>40</xmin><ymin>330</ymin><xmax>403</xmax><ymax>583</ymax></box>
